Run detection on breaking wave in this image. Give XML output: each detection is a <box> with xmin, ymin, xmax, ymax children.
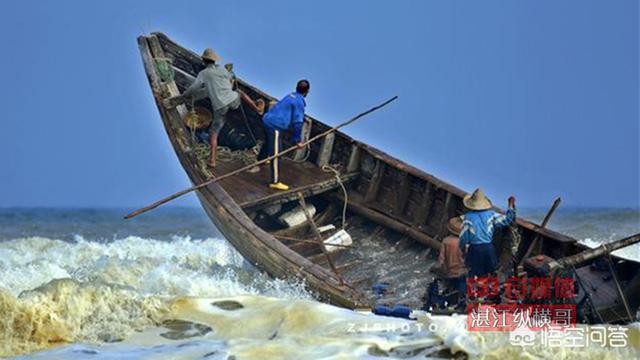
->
<box><xmin>0</xmin><ymin>236</ymin><xmax>310</xmax><ymax>357</ymax></box>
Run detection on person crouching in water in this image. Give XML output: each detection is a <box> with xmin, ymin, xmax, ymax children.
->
<box><xmin>257</xmin><ymin>80</ymin><xmax>309</xmax><ymax>191</ymax></box>
<box><xmin>460</xmin><ymin>189</ymin><xmax>516</xmax><ymax>298</ymax></box>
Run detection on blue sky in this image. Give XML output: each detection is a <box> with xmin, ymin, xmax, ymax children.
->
<box><xmin>0</xmin><ymin>0</ymin><xmax>637</xmax><ymax>208</ymax></box>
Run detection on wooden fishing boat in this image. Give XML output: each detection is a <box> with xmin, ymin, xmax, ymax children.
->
<box><xmin>136</xmin><ymin>32</ymin><xmax>640</xmax><ymax>323</ymax></box>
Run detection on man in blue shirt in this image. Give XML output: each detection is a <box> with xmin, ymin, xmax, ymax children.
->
<box><xmin>459</xmin><ymin>188</ymin><xmax>516</xmax><ymax>277</ymax></box>
<box><xmin>258</xmin><ymin>80</ymin><xmax>309</xmax><ymax>191</ymax></box>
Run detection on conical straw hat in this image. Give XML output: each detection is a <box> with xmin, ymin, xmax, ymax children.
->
<box><xmin>201</xmin><ymin>48</ymin><xmax>220</xmax><ymax>62</ymax></box>
<box><xmin>447</xmin><ymin>216</ymin><xmax>463</xmax><ymax>236</ymax></box>
<box><xmin>463</xmin><ymin>188</ymin><xmax>492</xmax><ymax>211</ymax></box>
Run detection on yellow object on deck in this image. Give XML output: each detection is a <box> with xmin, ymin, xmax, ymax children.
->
<box><xmin>183</xmin><ymin>106</ymin><xmax>212</xmax><ymax>130</ymax></box>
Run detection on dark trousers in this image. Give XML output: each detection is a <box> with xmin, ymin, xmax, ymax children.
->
<box><xmin>465</xmin><ymin>243</ymin><xmax>498</xmax><ymax>277</ymax></box>
<box><xmin>258</xmin><ymin>127</ymin><xmax>281</xmax><ymax>184</ymax></box>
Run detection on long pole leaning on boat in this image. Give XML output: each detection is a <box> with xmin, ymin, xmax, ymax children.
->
<box><xmin>547</xmin><ymin>232</ymin><xmax>640</xmax><ymax>271</ymax></box>
<box><xmin>124</xmin><ymin>95</ymin><xmax>399</xmax><ymax>220</ymax></box>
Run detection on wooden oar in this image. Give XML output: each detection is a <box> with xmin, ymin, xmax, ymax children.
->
<box><xmin>125</xmin><ymin>95</ymin><xmax>398</xmax><ymax>219</ymax></box>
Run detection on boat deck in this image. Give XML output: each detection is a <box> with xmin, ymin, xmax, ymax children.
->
<box><xmin>213</xmin><ymin>158</ymin><xmax>358</xmax><ymax>210</ymax></box>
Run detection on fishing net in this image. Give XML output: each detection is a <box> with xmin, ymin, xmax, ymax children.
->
<box><xmin>192</xmin><ymin>142</ymin><xmax>261</xmax><ymax>179</ymax></box>
<box><xmin>154</xmin><ymin>58</ymin><xmax>175</xmax><ymax>82</ymax></box>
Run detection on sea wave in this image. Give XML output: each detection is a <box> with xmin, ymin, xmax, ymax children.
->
<box><xmin>0</xmin><ymin>235</ymin><xmax>311</xmax><ymax>357</ymax></box>
<box><xmin>12</xmin><ymin>295</ymin><xmax>640</xmax><ymax>359</ymax></box>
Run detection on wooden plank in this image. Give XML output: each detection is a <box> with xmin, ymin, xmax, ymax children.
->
<box><xmin>363</xmin><ymin>161</ymin><xmax>384</xmax><ymax>203</ymax></box>
<box><xmin>316</xmin><ymin>133</ymin><xmax>335</xmax><ymax>167</ymax></box>
<box><xmin>137</xmin><ymin>37</ymin><xmax>161</xmax><ymax>89</ymax></box>
<box><xmin>239</xmin><ymin>171</ymin><xmax>359</xmax><ymax>209</ymax></box>
<box><xmin>293</xmin><ymin>120</ymin><xmax>312</xmax><ymax>161</ymax></box>
<box><xmin>346</xmin><ymin>144</ymin><xmax>360</xmax><ymax>173</ymax></box>
<box><xmin>334</xmin><ymin>193</ymin><xmax>441</xmax><ymax>249</ymax></box>
<box><xmin>412</xmin><ymin>182</ymin><xmax>434</xmax><ymax>228</ymax></box>
<box><xmin>152</xmin><ymin>32</ymin><xmax>204</xmax><ymax>75</ymax></box>
<box><xmin>394</xmin><ymin>172</ymin><xmax>411</xmax><ymax>216</ymax></box>
<box><xmin>147</xmin><ymin>36</ymin><xmax>188</xmax><ymax>119</ymax></box>
<box><xmin>437</xmin><ymin>192</ymin><xmax>453</xmax><ymax>238</ymax></box>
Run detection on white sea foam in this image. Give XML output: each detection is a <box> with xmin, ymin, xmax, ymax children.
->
<box><xmin>0</xmin><ymin>235</ymin><xmax>311</xmax><ymax>357</ymax></box>
<box><xmin>0</xmin><ymin>235</ymin><xmax>308</xmax><ymax>299</ymax></box>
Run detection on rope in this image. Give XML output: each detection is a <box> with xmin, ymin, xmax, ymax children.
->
<box><xmin>290</xmin><ymin>143</ymin><xmax>311</xmax><ymax>163</ymax></box>
<box><xmin>238</xmin><ymin>102</ymin><xmax>258</xmax><ymax>146</ymax></box>
<box><xmin>192</xmin><ymin>142</ymin><xmax>260</xmax><ymax>179</ymax></box>
<box><xmin>509</xmin><ymin>222</ymin><xmax>522</xmax><ymax>256</ymax></box>
<box><xmin>322</xmin><ymin>164</ymin><xmax>348</xmax><ymax>229</ymax></box>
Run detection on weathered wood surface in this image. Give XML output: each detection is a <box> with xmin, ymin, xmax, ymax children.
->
<box><xmin>316</xmin><ymin>133</ymin><xmax>335</xmax><ymax>167</ymax></box>
<box><xmin>212</xmin><ymin>157</ymin><xmax>359</xmax><ymax>210</ymax></box>
<box><xmin>332</xmin><ymin>193</ymin><xmax>441</xmax><ymax>249</ymax></box>
<box><xmin>554</xmin><ymin>233</ymin><xmax>640</xmax><ymax>269</ymax></box>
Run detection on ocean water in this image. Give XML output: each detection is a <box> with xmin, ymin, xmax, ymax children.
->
<box><xmin>0</xmin><ymin>207</ymin><xmax>638</xmax><ymax>359</ymax></box>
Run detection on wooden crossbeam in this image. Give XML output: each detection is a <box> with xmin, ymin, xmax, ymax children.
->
<box><xmin>239</xmin><ymin>172</ymin><xmax>359</xmax><ymax>210</ymax></box>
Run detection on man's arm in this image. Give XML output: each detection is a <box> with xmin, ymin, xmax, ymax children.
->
<box><xmin>492</xmin><ymin>197</ymin><xmax>517</xmax><ymax>229</ymax></box>
<box><xmin>182</xmin><ymin>73</ymin><xmax>204</xmax><ymax>98</ymax></box>
<box><xmin>163</xmin><ymin>73</ymin><xmax>205</xmax><ymax>108</ymax></box>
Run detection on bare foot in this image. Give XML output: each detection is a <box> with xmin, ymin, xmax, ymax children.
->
<box><xmin>207</xmin><ymin>161</ymin><xmax>216</xmax><ymax>168</ymax></box>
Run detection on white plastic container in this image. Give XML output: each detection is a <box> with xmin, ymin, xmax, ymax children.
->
<box><xmin>323</xmin><ymin>229</ymin><xmax>353</xmax><ymax>252</ymax></box>
<box><xmin>278</xmin><ymin>204</ymin><xmax>316</xmax><ymax>228</ymax></box>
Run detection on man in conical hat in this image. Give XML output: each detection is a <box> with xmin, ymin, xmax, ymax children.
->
<box><xmin>179</xmin><ymin>48</ymin><xmax>264</xmax><ymax>168</ymax></box>
<box><xmin>459</xmin><ymin>188</ymin><xmax>516</xmax><ymax>277</ymax></box>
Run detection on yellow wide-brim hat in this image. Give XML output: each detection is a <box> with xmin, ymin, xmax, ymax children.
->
<box><xmin>201</xmin><ymin>48</ymin><xmax>220</xmax><ymax>62</ymax></box>
<box><xmin>463</xmin><ymin>188</ymin><xmax>492</xmax><ymax>211</ymax></box>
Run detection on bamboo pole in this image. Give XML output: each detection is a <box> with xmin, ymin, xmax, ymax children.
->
<box><xmin>518</xmin><ymin>197</ymin><xmax>561</xmax><ymax>265</ymax></box>
<box><xmin>274</xmin><ymin>234</ymin><xmax>355</xmax><ymax>249</ymax></box>
<box><xmin>605</xmin><ymin>253</ymin><xmax>634</xmax><ymax>322</ymax></box>
<box><xmin>551</xmin><ymin>233</ymin><xmax>640</xmax><ymax>270</ymax></box>
<box><xmin>125</xmin><ymin>96</ymin><xmax>398</xmax><ymax>219</ymax></box>
<box><xmin>297</xmin><ymin>193</ymin><xmax>345</xmax><ymax>284</ymax></box>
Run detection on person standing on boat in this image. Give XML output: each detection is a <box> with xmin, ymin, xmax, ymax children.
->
<box><xmin>459</xmin><ymin>188</ymin><xmax>516</xmax><ymax>277</ymax></box>
<box><xmin>258</xmin><ymin>80</ymin><xmax>309</xmax><ymax>191</ymax></box>
<box><xmin>180</xmin><ymin>48</ymin><xmax>264</xmax><ymax>168</ymax></box>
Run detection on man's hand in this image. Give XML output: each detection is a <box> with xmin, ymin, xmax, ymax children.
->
<box><xmin>508</xmin><ymin>196</ymin><xmax>516</xmax><ymax>209</ymax></box>
<box><xmin>162</xmin><ymin>95</ymin><xmax>184</xmax><ymax>109</ymax></box>
<box><xmin>296</xmin><ymin>142</ymin><xmax>305</xmax><ymax>150</ymax></box>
